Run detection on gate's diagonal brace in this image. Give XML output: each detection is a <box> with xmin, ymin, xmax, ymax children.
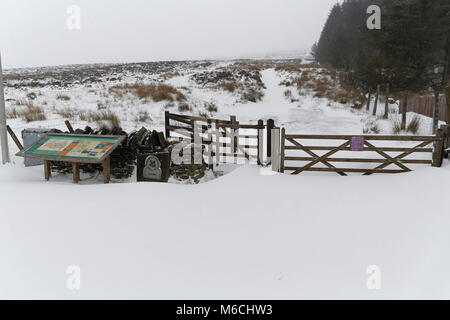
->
<box><xmin>363</xmin><ymin>140</ymin><xmax>411</xmax><ymax>174</ymax></box>
<box><xmin>286</xmin><ymin>138</ymin><xmax>347</xmax><ymax>176</ymax></box>
<box><xmin>292</xmin><ymin>140</ymin><xmax>351</xmax><ymax>175</ymax></box>
<box><xmin>363</xmin><ymin>140</ymin><xmax>433</xmax><ymax>175</ymax></box>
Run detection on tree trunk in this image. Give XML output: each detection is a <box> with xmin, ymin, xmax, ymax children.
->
<box><xmin>372</xmin><ymin>84</ymin><xmax>380</xmax><ymax>116</ymax></box>
<box><xmin>401</xmin><ymin>94</ymin><xmax>408</xmax><ymax>130</ymax></box>
<box><xmin>366</xmin><ymin>92</ymin><xmax>372</xmax><ymax>111</ymax></box>
<box><xmin>384</xmin><ymin>83</ymin><xmax>390</xmax><ymax>119</ymax></box>
<box><xmin>433</xmin><ymin>91</ymin><xmax>440</xmax><ymax>134</ymax></box>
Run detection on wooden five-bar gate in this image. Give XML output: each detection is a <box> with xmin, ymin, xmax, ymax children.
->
<box><xmin>279</xmin><ymin>126</ymin><xmax>447</xmax><ymax>175</ymax></box>
<box><xmin>165</xmin><ymin>111</ymin><xmax>265</xmax><ymax>166</ymax></box>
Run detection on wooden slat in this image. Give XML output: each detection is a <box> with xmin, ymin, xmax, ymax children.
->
<box><xmin>284</xmin><ymin>146</ymin><xmax>433</xmax><ymax>153</ymax></box>
<box><xmin>286</xmin><ymin>137</ymin><xmax>347</xmax><ymax>176</ymax></box>
<box><xmin>291</xmin><ymin>140</ymin><xmax>351</xmax><ymax>175</ymax></box>
<box><xmin>285</xmin><ymin>134</ymin><xmax>440</xmax><ymax>141</ymax></box>
<box><xmin>284</xmin><ymin>167</ymin><xmax>406</xmax><ymax>174</ymax></box>
<box><xmin>364</xmin><ymin>140</ymin><xmax>433</xmax><ymax>175</ymax></box>
<box><xmin>284</xmin><ymin>157</ymin><xmax>431</xmax><ymax>164</ymax></box>
<box><xmin>363</xmin><ymin>140</ymin><xmax>411</xmax><ymax>173</ymax></box>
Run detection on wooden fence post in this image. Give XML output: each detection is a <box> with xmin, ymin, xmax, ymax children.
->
<box><xmin>164</xmin><ymin>111</ymin><xmax>170</xmax><ymax>139</ymax></box>
<box><xmin>433</xmin><ymin>92</ymin><xmax>440</xmax><ymax>134</ymax></box>
<box><xmin>65</xmin><ymin>120</ymin><xmax>74</xmax><ymax>133</ymax></box>
<box><xmin>230</xmin><ymin>115</ymin><xmax>237</xmax><ymax>154</ymax></box>
<box><xmin>432</xmin><ymin>126</ymin><xmax>445</xmax><ymax>167</ymax></box>
<box><xmin>257</xmin><ymin>120</ymin><xmax>264</xmax><ymax>165</ymax></box>
<box><xmin>6</xmin><ymin>125</ymin><xmax>23</xmax><ymax>150</ymax></box>
<box><xmin>280</xmin><ymin>128</ymin><xmax>285</xmax><ymax>173</ymax></box>
<box><xmin>266</xmin><ymin>119</ymin><xmax>274</xmax><ymax>164</ymax></box>
<box><xmin>271</xmin><ymin>127</ymin><xmax>280</xmax><ymax>172</ymax></box>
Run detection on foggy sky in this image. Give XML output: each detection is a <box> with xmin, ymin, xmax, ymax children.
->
<box><xmin>0</xmin><ymin>0</ymin><xmax>337</xmax><ymax>69</ymax></box>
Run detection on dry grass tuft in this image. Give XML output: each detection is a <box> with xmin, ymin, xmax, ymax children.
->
<box><xmin>56</xmin><ymin>94</ymin><xmax>71</xmax><ymax>101</ymax></box>
<box><xmin>22</xmin><ymin>104</ymin><xmax>46</xmax><ymax>122</ymax></box>
<box><xmin>135</xmin><ymin>111</ymin><xmax>152</xmax><ymax>123</ymax></box>
<box><xmin>6</xmin><ymin>107</ymin><xmax>19</xmax><ymax>119</ymax></box>
<box><xmin>204</xmin><ymin>102</ymin><xmax>218</xmax><ymax>113</ymax></box>
<box><xmin>110</xmin><ymin>83</ymin><xmax>186</xmax><ymax>102</ymax></box>
<box><xmin>178</xmin><ymin>102</ymin><xmax>191</xmax><ymax>112</ymax></box>
<box><xmin>79</xmin><ymin>110</ymin><xmax>120</xmax><ymax>127</ymax></box>
<box><xmin>160</xmin><ymin>72</ymin><xmax>181</xmax><ymax>80</ymax></box>
<box><xmin>216</xmin><ymin>81</ymin><xmax>237</xmax><ymax>93</ymax></box>
<box><xmin>407</xmin><ymin>114</ymin><xmax>421</xmax><ymax>134</ymax></box>
<box><xmin>241</xmin><ymin>88</ymin><xmax>264</xmax><ymax>103</ymax></box>
<box><xmin>391</xmin><ymin>116</ymin><xmax>403</xmax><ymax>134</ymax></box>
<box><xmin>56</xmin><ymin>108</ymin><xmax>77</xmax><ymax>119</ymax></box>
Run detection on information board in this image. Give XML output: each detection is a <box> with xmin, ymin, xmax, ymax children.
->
<box><xmin>17</xmin><ymin>133</ymin><xmax>125</xmax><ymax>163</ymax></box>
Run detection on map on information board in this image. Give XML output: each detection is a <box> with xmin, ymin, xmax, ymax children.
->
<box><xmin>18</xmin><ymin>134</ymin><xmax>124</xmax><ymax>161</ymax></box>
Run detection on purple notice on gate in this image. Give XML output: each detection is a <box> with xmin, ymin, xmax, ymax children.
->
<box><xmin>351</xmin><ymin>136</ymin><xmax>364</xmax><ymax>151</ymax></box>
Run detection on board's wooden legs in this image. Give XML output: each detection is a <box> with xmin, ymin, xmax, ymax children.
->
<box><xmin>102</xmin><ymin>157</ymin><xmax>110</xmax><ymax>184</ymax></box>
<box><xmin>72</xmin><ymin>163</ymin><xmax>80</xmax><ymax>184</ymax></box>
<box><xmin>44</xmin><ymin>160</ymin><xmax>51</xmax><ymax>181</ymax></box>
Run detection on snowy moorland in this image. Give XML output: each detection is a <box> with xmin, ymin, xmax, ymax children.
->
<box><xmin>1</xmin><ymin>58</ymin><xmax>450</xmax><ymax>299</ymax></box>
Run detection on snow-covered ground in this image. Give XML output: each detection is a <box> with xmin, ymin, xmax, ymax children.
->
<box><xmin>1</xmin><ymin>59</ymin><xmax>449</xmax><ymax>299</ymax></box>
<box><xmin>1</xmin><ymin>164</ymin><xmax>450</xmax><ymax>299</ymax></box>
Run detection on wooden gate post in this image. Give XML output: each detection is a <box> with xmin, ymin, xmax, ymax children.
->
<box><xmin>257</xmin><ymin>120</ymin><xmax>264</xmax><ymax>165</ymax></box>
<box><xmin>445</xmin><ymin>87</ymin><xmax>450</xmax><ymax>124</ymax></box>
<box><xmin>432</xmin><ymin>126</ymin><xmax>445</xmax><ymax>167</ymax></box>
<box><xmin>271</xmin><ymin>127</ymin><xmax>280</xmax><ymax>172</ymax></box>
<box><xmin>280</xmin><ymin>128</ymin><xmax>285</xmax><ymax>173</ymax></box>
<box><xmin>164</xmin><ymin>111</ymin><xmax>170</xmax><ymax>139</ymax></box>
<box><xmin>44</xmin><ymin>160</ymin><xmax>51</xmax><ymax>181</ymax></box>
<box><xmin>266</xmin><ymin>119</ymin><xmax>275</xmax><ymax>164</ymax></box>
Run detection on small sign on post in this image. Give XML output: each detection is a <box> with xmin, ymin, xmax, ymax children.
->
<box><xmin>351</xmin><ymin>136</ymin><xmax>365</xmax><ymax>151</ymax></box>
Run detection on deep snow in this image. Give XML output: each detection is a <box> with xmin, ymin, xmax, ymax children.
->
<box><xmin>1</xmin><ymin>164</ymin><xmax>450</xmax><ymax>299</ymax></box>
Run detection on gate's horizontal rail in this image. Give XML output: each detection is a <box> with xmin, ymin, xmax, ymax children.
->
<box><xmin>283</xmin><ymin>167</ymin><xmax>406</xmax><ymax>174</ymax></box>
<box><xmin>284</xmin><ymin>146</ymin><xmax>433</xmax><ymax>152</ymax></box>
<box><xmin>284</xmin><ymin>157</ymin><xmax>432</xmax><ymax>164</ymax></box>
<box><xmin>285</xmin><ymin>134</ymin><xmax>441</xmax><ymax>141</ymax></box>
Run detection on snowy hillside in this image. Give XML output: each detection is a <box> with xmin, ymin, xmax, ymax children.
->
<box><xmin>3</xmin><ymin>59</ymin><xmax>441</xmax><ymax>166</ymax></box>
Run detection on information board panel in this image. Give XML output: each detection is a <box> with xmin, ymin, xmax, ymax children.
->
<box><xmin>17</xmin><ymin>133</ymin><xmax>125</xmax><ymax>163</ymax></box>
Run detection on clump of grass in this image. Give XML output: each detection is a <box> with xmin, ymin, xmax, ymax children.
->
<box><xmin>284</xmin><ymin>89</ymin><xmax>292</xmax><ymax>98</ymax></box>
<box><xmin>56</xmin><ymin>108</ymin><xmax>76</xmax><ymax>119</ymax></box>
<box><xmin>79</xmin><ymin>110</ymin><xmax>120</xmax><ymax>127</ymax></box>
<box><xmin>56</xmin><ymin>94</ymin><xmax>71</xmax><ymax>101</ymax></box>
<box><xmin>6</xmin><ymin>107</ymin><xmax>19</xmax><ymax>119</ymax></box>
<box><xmin>391</xmin><ymin>115</ymin><xmax>403</xmax><ymax>134</ymax></box>
<box><xmin>216</xmin><ymin>81</ymin><xmax>237</xmax><ymax>93</ymax></box>
<box><xmin>406</xmin><ymin>114</ymin><xmax>421</xmax><ymax>134</ymax></box>
<box><xmin>160</xmin><ymin>71</ymin><xmax>181</xmax><ymax>80</ymax></box>
<box><xmin>178</xmin><ymin>102</ymin><xmax>191</xmax><ymax>112</ymax></box>
<box><xmin>135</xmin><ymin>111</ymin><xmax>152</xmax><ymax>122</ymax></box>
<box><xmin>110</xmin><ymin>83</ymin><xmax>186</xmax><ymax>102</ymax></box>
<box><xmin>22</xmin><ymin>104</ymin><xmax>46</xmax><ymax>123</ymax></box>
<box><xmin>241</xmin><ymin>88</ymin><xmax>264</xmax><ymax>103</ymax></box>
<box><xmin>97</xmin><ymin>102</ymin><xmax>107</xmax><ymax>110</ymax></box>
<box><xmin>164</xmin><ymin>102</ymin><xmax>175</xmax><ymax>109</ymax></box>
<box><xmin>204</xmin><ymin>102</ymin><xmax>218</xmax><ymax>113</ymax></box>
